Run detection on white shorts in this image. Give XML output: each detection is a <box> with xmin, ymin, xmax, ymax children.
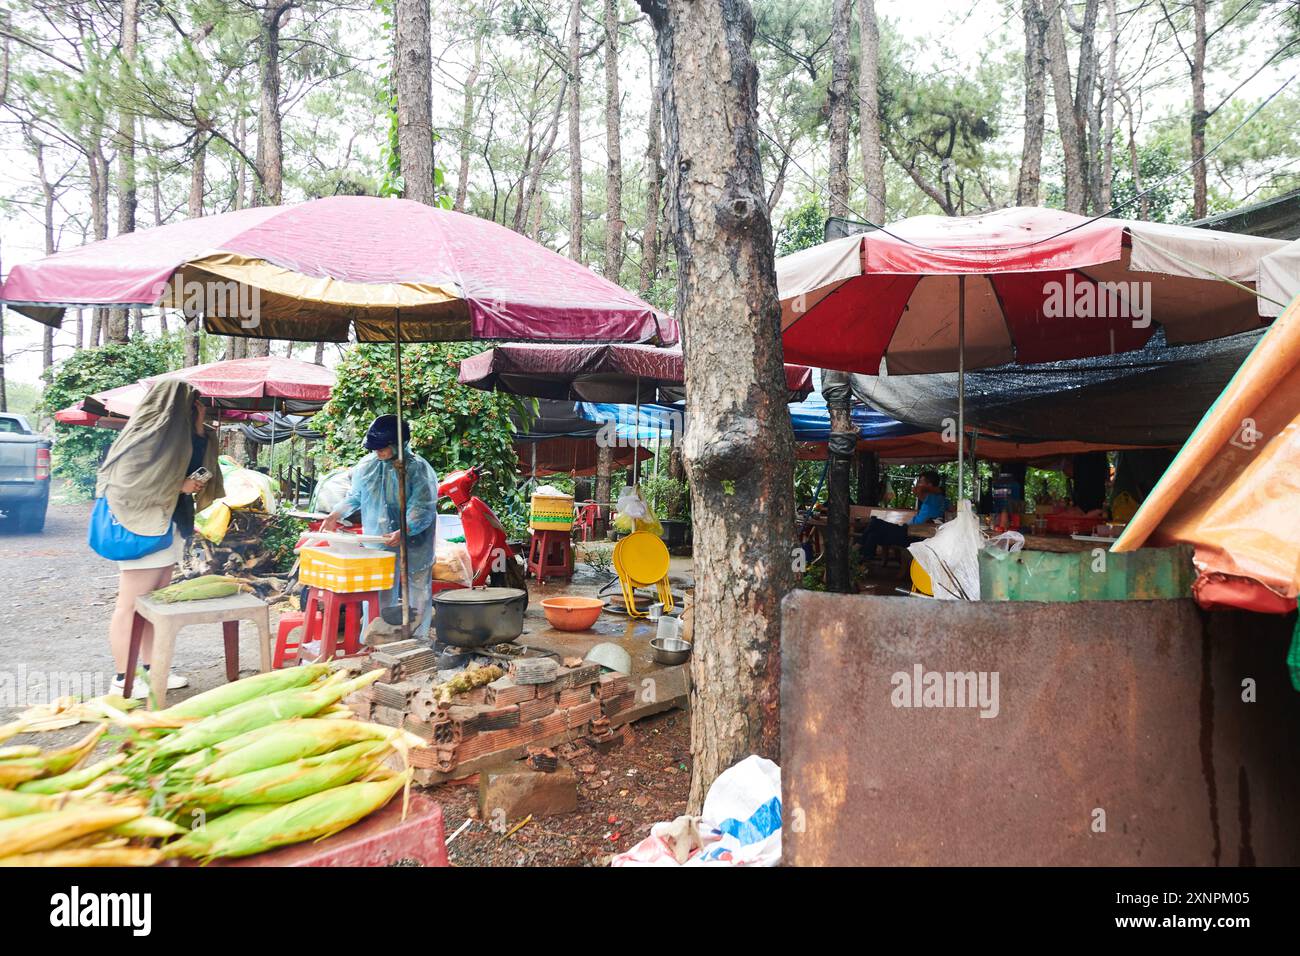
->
<box><xmin>116</xmin><ymin>529</ymin><xmax>185</xmax><ymax>572</ymax></box>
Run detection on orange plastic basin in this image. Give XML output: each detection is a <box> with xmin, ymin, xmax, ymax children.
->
<box><xmin>541</xmin><ymin>596</ymin><xmax>604</xmax><ymax>631</ymax></box>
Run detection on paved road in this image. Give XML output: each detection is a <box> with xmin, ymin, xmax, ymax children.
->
<box><xmin>0</xmin><ymin>488</ymin><xmax>272</xmax><ymax>720</ymax></box>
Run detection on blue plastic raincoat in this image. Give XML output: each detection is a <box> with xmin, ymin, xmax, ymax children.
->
<box><xmin>331</xmin><ymin>447</ymin><xmax>439</xmax><ymax>637</ymax></box>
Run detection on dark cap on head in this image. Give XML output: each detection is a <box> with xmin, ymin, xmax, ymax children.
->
<box><xmin>364</xmin><ymin>414</ymin><xmax>410</xmax><ymax>451</ymax></box>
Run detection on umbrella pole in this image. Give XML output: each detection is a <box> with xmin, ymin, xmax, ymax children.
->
<box><xmin>633</xmin><ymin>378</ymin><xmax>641</xmax><ymax>488</ymax></box>
<box><xmin>958</xmin><ymin>275</ymin><xmax>966</xmax><ymax>502</ymax></box>
<box><xmin>394</xmin><ymin>316</ymin><xmax>412</xmax><ymax>635</ymax></box>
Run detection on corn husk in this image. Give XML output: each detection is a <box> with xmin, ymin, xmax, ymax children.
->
<box><xmin>0</xmin><ymin>746</ymin><xmax>40</xmax><ymax>760</ymax></box>
<box><xmin>202</xmin><ymin>769</ymin><xmax>412</xmax><ymax>859</ymax></box>
<box><xmin>158</xmin><ymin>663</ymin><xmax>333</xmax><ymax>721</ymax></box>
<box><xmin>0</xmin><ymin>789</ymin><xmax>62</xmax><ymax>818</ymax></box>
<box><xmin>110</xmin><ymin>815</ymin><xmax>186</xmax><ymax>839</ymax></box>
<box><xmin>175</xmin><ymin>742</ymin><xmax>389</xmax><ymax>813</ymax></box>
<box><xmin>150</xmin><ymin>575</ymin><xmax>244</xmax><ymax>604</ymax></box>
<box><xmin>150</xmin><ymin>670</ymin><xmax>384</xmax><ymax>758</ymax></box>
<box><xmin>3</xmin><ymin>725</ymin><xmax>106</xmax><ymax>779</ymax></box>
<box><xmin>16</xmin><ymin>754</ymin><xmax>126</xmax><ymax>795</ymax></box>
<box><xmin>161</xmin><ymin>804</ymin><xmax>279</xmax><ymax>858</ymax></box>
<box><xmin>0</xmin><ymin>847</ymin><xmax>162</xmax><ymax>867</ymax></box>
<box><xmin>197</xmin><ymin>720</ymin><xmax>413</xmax><ymax>782</ymax></box>
<box><xmin>0</xmin><ymin>806</ymin><xmax>141</xmax><ymax>856</ymax></box>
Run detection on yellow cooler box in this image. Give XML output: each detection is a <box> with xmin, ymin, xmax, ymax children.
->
<box><xmin>529</xmin><ymin>492</ymin><xmax>575</xmax><ymax>532</ymax></box>
<box><xmin>299</xmin><ymin>545</ymin><xmax>396</xmax><ymax>593</ymax></box>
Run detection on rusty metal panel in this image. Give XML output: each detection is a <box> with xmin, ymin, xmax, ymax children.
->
<box><xmin>781</xmin><ymin>592</ymin><xmax>1300</xmax><ymax>866</ymax></box>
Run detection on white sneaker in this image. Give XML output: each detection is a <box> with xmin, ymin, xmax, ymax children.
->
<box><xmin>111</xmin><ymin>675</ymin><xmax>150</xmax><ymax>700</ymax></box>
<box><xmin>163</xmin><ymin>672</ymin><xmax>190</xmax><ymax>690</ymax></box>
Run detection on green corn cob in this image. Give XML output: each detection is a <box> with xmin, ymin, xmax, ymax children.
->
<box><xmin>150</xmin><ymin>575</ymin><xmax>242</xmax><ymax>604</ymax></box>
<box><xmin>176</xmin><ymin>742</ymin><xmax>389</xmax><ymax>813</ymax></box>
<box><xmin>158</xmin><ymin>663</ymin><xmax>333</xmax><ymax>721</ymax></box>
<box><xmin>161</xmin><ymin>805</ymin><xmax>280</xmax><ymax>859</ymax></box>
<box><xmin>16</xmin><ymin>754</ymin><xmax>126</xmax><ymax>795</ymax></box>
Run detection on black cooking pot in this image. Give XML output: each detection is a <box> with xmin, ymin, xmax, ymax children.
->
<box><xmin>432</xmin><ymin>587</ymin><xmax>527</xmax><ymax>648</ymax></box>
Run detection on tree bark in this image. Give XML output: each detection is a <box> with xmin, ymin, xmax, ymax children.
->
<box><xmin>1044</xmin><ymin>0</ymin><xmax>1086</xmax><ymax>213</ymax></box>
<box><xmin>594</xmin><ymin>442</ymin><xmax>613</xmax><ymax>537</ymax></box>
<box><xmin>524</xmin><ymin>75</ymin><xmax>569</xmax><ymax>238</ymax></box>
<box><xmin>255</xmin><ymin>2</ymin><xmax>294</xmax><ymax>207</ymax></box>
<box><xmin>603</xmin><ymin>0</ymin><xmax>624</xmax><ymax>280</ymax></box>
<box><xmin>826</xmin><ymin>0</ymin><xmax>851</xmax><ymax>219</ymax></box>
<box><xmin>1190</xmin><ymin>0</ymin><xmax>1208</xmax><ymax>218</ymax></box>
<box><xmin>1074</xmin><ymin>0</ymin><xmax>1101</xmax><ymax>210</ymax></box>
<box><xmin>567</xmin><ymin>0</ymin><xmax>584</xmax><ymax>260</ymax></box>
<box><xmin>1099</xmin><ymin>0</ymin><xmax>1119</xmax><ymax>209</ymax></box>
<box><xmin>857</xmin><ymin>0</ymin><xmax>885</xmax><ymax>222</ymax></box>
<box><xmin>396</xmin><ymin>0</ymin><xmax>436</xmax><ymax>205</ymax></box>
<box><xmin>639</xmin><ymin>63</ymin><xmax>662</xmax><ymax>296</ymax></box>
<box><xmin>454</xmin><ymin>34</ymin><xmax>482</xmax><ymax>212</ymax></box>
<box><xmin>106</xmin><ymin>0</ymin><xmax>139</xmax><ymax>345</ymax></box>
<box><xmin>638</xmin><ymin>0</ymin><xmax>796</xmax><ymax>813</ymax></box>
<box><xmin>1017</xmin><ymin>0</ymin><xmax>1048</xmax><ymax>206</ymax></box>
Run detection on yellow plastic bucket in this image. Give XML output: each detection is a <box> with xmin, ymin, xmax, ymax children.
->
<box><xmin>530</xmin><ymin>493</ymin><xmax>575</xmax><ymax>532</ymax></box>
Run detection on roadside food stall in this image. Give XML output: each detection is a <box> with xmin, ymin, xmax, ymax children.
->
<box><xmin>775</xmin><ymin>207</ymin><xmax>1300</xmax><ymax>866</ymax></box>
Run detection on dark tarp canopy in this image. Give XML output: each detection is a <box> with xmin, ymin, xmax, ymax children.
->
<box><xmin>835</xmin><ymin>328</ymin><xmax>1263</xmax><ymax>446</ymax></box>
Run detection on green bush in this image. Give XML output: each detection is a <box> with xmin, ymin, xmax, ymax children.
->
<box><xmin>310</xmin><ymin>343</ymin><xmax>533</xmax><ymax>524</ymax></box>
<box><xmin>640</xmin><ymin>472</ymin><xmax>691</xmax><ymax>520</ymax></box>
<box><xmin>40</xmin><ymin>338</ymin><xmax>175</xmax><ymax>498</ymax></box>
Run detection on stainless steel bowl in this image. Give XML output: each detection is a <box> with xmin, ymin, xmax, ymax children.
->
<box><xmin>650</xmin><ymin>636</ymin><xmax>692</xmax><ymax>666</ymax></box>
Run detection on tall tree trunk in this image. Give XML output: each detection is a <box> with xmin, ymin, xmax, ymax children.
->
<box><xmin>857</xmin><ymin>0</ymin><xmax>885</xmax><ymax>222</ymax></box>
<box><xmin>1074</xmin><ymin>0</ymin><xmax>1100</xmax><ymax>210</ymax></box>
<box><xmin>524</xmin><ymin>75</ymin><xmax>569</xmax><ymax>238</ymax></box>
<box><xmin>1099</xmin><ymin>0</ymin><xmax>1118</xmax><ymax>209</ymax></box>
<box><xmin>1190</xmin><ymin>0</ymin><xmax>1208</xmax><ymax>218</ymax></box>
<box><xmin>826</xmin><ymin>0</ymin><xmax>851</xmax><ymax>219</ymax></box>
<box><xmin>454</xmin><ymin>34</ymin><xmax>482</xmax><ymax>212</ymax></box>
<box><xmin>639</xmin><ymin>62</ymin><xmax>662</xmax><ymax>296</ymax></box>
<box><xmin>1044</xmin><ymin>0</ymin><xmax>1086</xmax><ymax>213</ymax></box>
<box><xmin>638</xmin><ymin>0</ymin><xmax>796</xmax><ymax>813</ymax></box>
<box><xmin>235</xmin><ymin>116</ymin><xmax>248</xmax><ymax>210</ymax></box>
<box><xmin>396</xmin><ymin>0</ymin><xmax>436</xmax><ymax>205</ymax></box>
<box><xmin>106</xmin><ymin>0</ymin><xmax>139</xmax><ymax>345</ymax></box>
<box><xmin>603</xmin><ymin>0</ymin><xmax>624</xmax><ymax>280</ymax></box>
<box><xmin>255</xmin><ymin>3</ymin><xmax>292</xmax><ymax>207</ymax></box>
<box><xmin>184</xmin><ymin>137</ymin><xmax>204</xmax><ymax>367</ymax></box>
<box><xmin>35</xmin><ymin>140</ymin><xmax>57</xmax><ymax>370</ymax></box>
<box><xmin>313</xmin><ymin>341</ymin><xmax>325</xmax><ymax>364</ymax></box>
<box><xmin>1017</xmin><ymin>0</ymin><xmax>1048</xmax><ymax>206</ymax></box>
<box><xmin>567</xmin><ymin>0</ymin><xmax>583</xmax><ymax>261</ymax></box>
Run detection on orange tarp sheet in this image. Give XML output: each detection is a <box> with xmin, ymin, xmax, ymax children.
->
<box><xmin>1113</xmin><ymin>298</ymin><xmax>1300</xmax><ymax>613</ymax></box>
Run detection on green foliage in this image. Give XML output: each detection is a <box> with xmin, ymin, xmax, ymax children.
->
<box><xmin>640</xmin><ymin>472</ymin><xmax>691</xmax><ymax>520</ymax></box>
<box><xmin>775</xmin><ymin>195</ymin><xmax>827</xmax><ymax>256</ymax></box>
<box><xmin>262</xmin><ymin>510</ymin><xmax>309</xmax><ymax>575</ymax></box>
<box><xmin>793</xmin><ymin>459</ymin><xmax>827</xmax><ymax>507</ymax></box>
<box><xmin>310</xmin><ymin>343</ymin><xmax>531</xmax><ymax>517</ymax></box>
<box><xmin>39</xmin><ymin>338</ymin><xmax>175</xmax><ymax>498</ymax></box>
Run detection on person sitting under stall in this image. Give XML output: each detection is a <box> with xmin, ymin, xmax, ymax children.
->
<box><xmin>858</xmin><ymin>470</ymin><xmax>949</xmax><ymax>561</ymax></box>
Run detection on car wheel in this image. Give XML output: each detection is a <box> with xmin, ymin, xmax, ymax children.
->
<box><xmin>17</xmin><ymin>498</ymin><xmax>47</xmax><ymax>533</ymax></box>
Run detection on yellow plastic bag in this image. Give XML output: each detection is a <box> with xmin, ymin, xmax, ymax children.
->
<box><xmin>613</xmin><ymin>486</ymin><xmax>663</xmax><ymax>537</ymax></box>
<box><xmin>194</xmin><ymin>501</ymin><xmax>232</xmax><ymax>545</ymax></box>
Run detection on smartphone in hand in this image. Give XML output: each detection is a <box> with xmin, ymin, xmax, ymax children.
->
<box><xmin>188</xmin><ymin>466</ymin><xmax>212</xmax><ymax>485</ymax></box>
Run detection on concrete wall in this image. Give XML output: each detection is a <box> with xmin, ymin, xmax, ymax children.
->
<box><xmin>781</xmin><ymin>592</ymin><xmax>1300</xmax><ymax>866</ymax></box>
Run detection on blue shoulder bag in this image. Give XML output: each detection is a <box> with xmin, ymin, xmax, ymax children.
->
<box><xmin>88</xmin><ymin>497</ymin><xmax>173</xmax><ymax>561</ymax></box>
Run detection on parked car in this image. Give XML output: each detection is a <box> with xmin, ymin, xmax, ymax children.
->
<box><xmin>0</xmin><ymin>413</ymin><xmax>52</xmax><ymax>532</ymax></box>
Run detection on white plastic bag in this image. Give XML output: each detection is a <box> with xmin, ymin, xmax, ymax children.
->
<box><xmin>433</xmin><ymin>541</ymin><xmax>474</xmax><ymax>586</ymax></box>
<box><xmin>611</xmin><ymin>754</ymin><xmax>782</xmax><ymax>867</ymax></box>
<box><xmin>985</xmin><ymin>530</ymin><xmax>1025</xmax><ymax>554</ymax></box>
<box><xmin>908</xmin><ymin>499</ymin><xmax>982</xmax><ymax>600</ymax></box>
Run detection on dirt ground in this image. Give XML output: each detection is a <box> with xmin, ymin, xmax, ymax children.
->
<box><xmin>430</xmin><ymin>709</ymin><xmax>691</xmax><ymax>867</ymax></box>
<box><xmin>1</xmin><ymin>488</ymin><xmax>693</xmax><ymax>866</ymax></box>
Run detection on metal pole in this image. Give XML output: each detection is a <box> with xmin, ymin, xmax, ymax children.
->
<box><xmin>633</xmin><ymin>378</ymin><xmax>641</xmax><ymax>487</ymax></box>
<box><xmin>393</xmin><ymin>313</ymin><xmax>411</xmax><ymax>633</ymax></box>
<box><xmin>957</xmin><ymin>275</ymin><xmax>966</xmax><ymax>502</ymax></box>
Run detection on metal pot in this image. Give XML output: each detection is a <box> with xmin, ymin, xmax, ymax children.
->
<box><xmin>432</xmin><ymin>587</ymin><xmax>527</xmax><ymax>648</ymax></box>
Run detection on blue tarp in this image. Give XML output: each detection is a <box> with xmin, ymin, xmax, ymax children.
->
<box><xmin>578</xmin><ymin>396</ymin><xmax>922</xmax><ymax>444</ymax></box>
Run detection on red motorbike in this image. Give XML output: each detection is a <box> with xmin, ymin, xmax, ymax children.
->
<box><xmin>435</xmin><ymin>467</ymin><xmax>528</xmax><ymax>598</ymax></box>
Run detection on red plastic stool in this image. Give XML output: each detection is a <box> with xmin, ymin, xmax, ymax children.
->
<box><xmin>527</xmin><ymin>529</ymin><xmax>573</xmax><ymax>583</ymax></box>
<box><xmin>272</xmin><ymin>608</ymin><xmax>329</xmax><ymax>669</ymax></box>
<box><xmin>300</xmin><ymin>588</ymin><xmax>382</xmax><ymax>662</ymax></box>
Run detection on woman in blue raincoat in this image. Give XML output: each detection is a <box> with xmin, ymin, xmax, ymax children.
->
<box><xmin>322</xmin><ymin>415</ymin><xmax>439</xmax><ymax>637</ymax></box>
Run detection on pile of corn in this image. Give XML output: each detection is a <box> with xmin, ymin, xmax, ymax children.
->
<box><xmin>0</xmin><ymin>665</ymin><xmax>418</xmax><ymax>865</ymax></box>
